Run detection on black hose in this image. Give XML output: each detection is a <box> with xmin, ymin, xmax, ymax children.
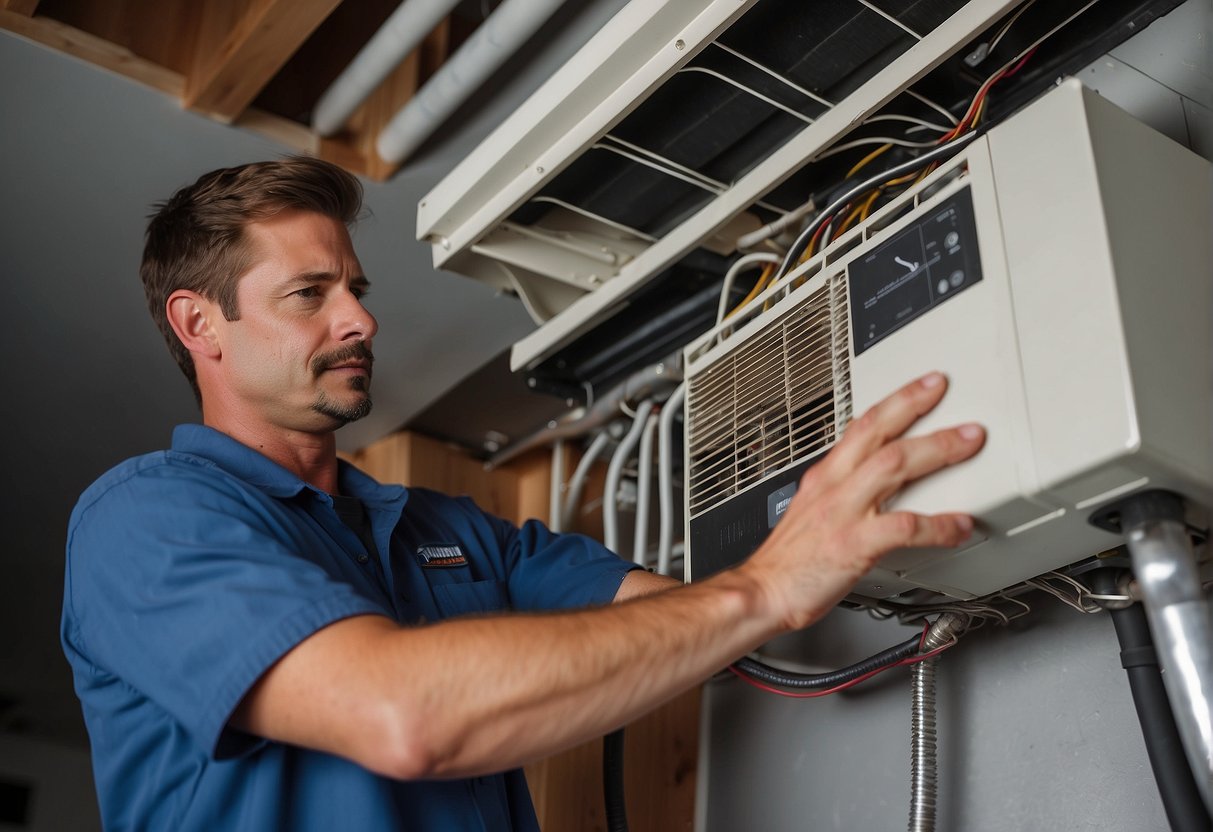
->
<box><xmin>733</xmin><ymin>632</ymin><xmax>921</xmax><ymax>689</ymax></box>
<box><xmin>1090</xmin><ymin>569</ymin><xmax>1212</xmax><ymax>832</ymax></box>
<box><xmin>603</xmin><ymin>728</ymin><xmax>628</xmax><ymax>832</ymax></box>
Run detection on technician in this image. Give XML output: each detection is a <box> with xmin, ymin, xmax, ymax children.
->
<box><xmin>61</xmin><ymin>157</ymin><xmax>985</xmax><ymax>830</ymax></box>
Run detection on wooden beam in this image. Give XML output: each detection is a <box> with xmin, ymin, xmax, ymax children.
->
<box><xmin>0</xmin><ymin>10</ymin><xmax>183</xmax><ymax>95</ymax></box>
<box><xmin>0</xmin><ymin>0</ymin><xmax>39</xmax><ymax>16</ymax></box>
<box><xmin>184</xmin><ymin>0</ymin><xmax>342</xmax><ymax>123</ymax></box>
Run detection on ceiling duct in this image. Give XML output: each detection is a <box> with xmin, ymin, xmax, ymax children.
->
<box><xmin>418</xmin><ymin>0</ymin><xmax>1183</xmax><ymax>390</ymax></box>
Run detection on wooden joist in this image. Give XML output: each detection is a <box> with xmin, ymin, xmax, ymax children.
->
<box><xmin>0</xmin><ymin>0</ymin><xmax>40</xmax><ymax>16</ymax></box>
<box><xmin>184</xmin><ymin>0</ymin><xmax>342</xmax><ymax>123</ymax></box>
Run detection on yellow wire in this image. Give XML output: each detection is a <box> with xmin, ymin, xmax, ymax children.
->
<box><xmin>847</xmin><ymin>143</ymin><xmax>892</xmax><ymax>179</ymax></box>
<box><xmin>725</xmin><ymin>263</ymin><xmax>776</xmax><ymax>319</ymax></box>
<box><xmin>858</xmin><ymin>189</ymin><xmax>881</xmax><ymax>221</ymax></box>
<box><xmin>834</xmin><ymin>200</ymin><xmax>868</xmax><ymax>239</ymax></box>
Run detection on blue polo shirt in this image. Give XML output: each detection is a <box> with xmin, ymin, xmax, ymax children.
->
<box><xmin>62</xmin><ymin>425</ymin><xmax>638</xmax><ymax>831</ymax></box>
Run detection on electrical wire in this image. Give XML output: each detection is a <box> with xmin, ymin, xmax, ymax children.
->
<box><xmin>774</xmin><ymin>130</ymin><xmax>979</xmax><ymax>280</ymax></box>
<box><xmin>717</xmin><ymin>252</ymin><xmax>781</xmax><ymax>325</ymax></box>
<box><xmin>730</xmin><ymin>641</ymin><xmax>955</xmax><ymax>699</ymax></box>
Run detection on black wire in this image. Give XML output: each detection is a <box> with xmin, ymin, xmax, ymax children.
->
<box><xmin>603</xmin><ymin>728</ymin><xmax>628</xmax><ymax>832</ymax></box>
<box><xmin>732</xmin><ymin>632</ymin><xmax>922</xmax><ymax>689</ymax></box>
<box><xmin>776</xmin><ymin>130</ymin><xmax>982</xmax><ymax>280</ymax></box>
<box><xmin>1090</xmin><ymin>570</ymin><xmax>1212</xmax><ymax>832</ymax></box>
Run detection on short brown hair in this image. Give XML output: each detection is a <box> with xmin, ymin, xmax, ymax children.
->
<box><xmin>141</xmin><ymin>156</ymin><xmax>364</xmax><ymax>403</ymax></box>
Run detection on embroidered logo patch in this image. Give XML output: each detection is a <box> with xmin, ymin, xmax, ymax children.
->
<box><xmin>417</xmin><ymin>544</ymin><xmax>468</xmax><ymax>568</ymax></box>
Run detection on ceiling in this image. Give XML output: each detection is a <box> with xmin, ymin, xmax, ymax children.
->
<box><xmin>1</xmin><ymin>0</ymin><xmax>1210</xmax><ymax>765</ymax></box>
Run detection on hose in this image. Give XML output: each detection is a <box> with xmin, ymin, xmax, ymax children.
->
<box><xmin>604</xmin><ymin>400</ymin><xmax>655</xmax><ymax>555</ymax></box>
<box><xmin>1090</xmin><ymin>569</ymin><xmax>1212</xmax><ymax>832</ymax></box>
<box><xmin>603</xmin><ymin>728</ymin><xmax>628</xmax><ymax>832</ymax></box>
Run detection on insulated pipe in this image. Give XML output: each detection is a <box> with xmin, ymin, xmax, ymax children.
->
<box><xmin>312</xmin><ymin>0</ymin><xmax>462</xmax><ymax>136</ymax></box>
<box><xmin>908</xmin><ymin>613</ymin><xmax>967</xmax><ymax>832</ymax></box>
<box><xmin>1121</xmin><ymin>492</ymin><xmax>1213</xmax><ymax>816</ymax></box>
<box><xmin>549</xmin><ymin>439</ymin><xmax>565</xmax><ymax>533</ymax></box>
<box><xmin>657</xmin><ymin>383</ymin><xmax>687</xmax><ymax>578</ymax></box>
<box><xmin>561</xmin><ymin>430</ymin><xmax>611</xmax><ymax>532</ymax></box>
<box><xmin>376</xmin><ymin>0</ymin><xmax>565</xmax><ymax>164</ymax></box>
<box><xmin>632</xmin><ymin>411</ymin><xmax>659</xmax><ymax>566</ymax></box>
<box><xmin>1090</xmin><ymin>569</ymin><xmax>1211</xmax><ymax>832</ymax></box>
<box><xmin>486</xmin><ymin>359</ymin><xmax>680</xmax><ymax>470</ymax></box>
<box><xmin>604</xmin><ymin>400</ymin><xmax>655</xmax><ymax>555</ymax></box>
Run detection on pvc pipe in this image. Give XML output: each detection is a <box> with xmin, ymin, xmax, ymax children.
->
<box><xmin>561</xmin><ymin>430</ymin><xmax>611</xmax><ymax>532</ymax></box>
<box><xmin>549</xmin><ymin>439</ymin><xmax>565</xmax><ymax>533</ymax></box>
<box><xmin>376</xmin><ymin>0</ymin><xmax>565</xmax><ymax>164</ymax></box>
<box><xmin>603</xmin><ymin>399</ymin><xmax>654</xmax><ymax>556</ymax></box>
<box><xmin>632</xmin><ymin>411</ymin><xmax>659</xmax><ymax>567</ymax></box>
<box><xmin>487</xmin><ymin>358</ymin><xmax>679</xmax><ymax>470</ymax></box>
<box><xmin>657</xmin><ymin>383</ymin><xmax>686</xmax><ymax>577</ymax></box>
<box><xmin>312</xmin><ymin>0</ymin><xmax>463</xmax><ymax>137</ymax></box>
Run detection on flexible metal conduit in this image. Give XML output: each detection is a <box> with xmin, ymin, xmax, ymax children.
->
<box><xmin>657</xmin><ymin>383</ymin><xmax>686</xmax><ymax>578</ymax></box>
<box><xmin>312</xmin><ymin>0</ymin><xmax>462</xmax><ymax>136</ymax></box>
<box><xmin>1120</xmin><ymin>491</ymin><xmax>1213</xmax><ymax>817</ymax></box>
<box><xmin>376</xmin><ymin>0</ymin><xmax>566</xmax><ymax>164</ymax></box>
<box><xmin>909</xmin><ymin>613</ymin><xmax>967</xmax><ymax>832</ymax></box>
<box><xmin>604</xmin><ymin>400</ymin><xmax>655</xmax><ymax>556</ymax></box>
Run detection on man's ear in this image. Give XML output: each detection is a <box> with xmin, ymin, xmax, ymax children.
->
<box><xmin>166</xmin><ymin>290</ymin><xmax>221</xmax><ymax>359</ymax></box>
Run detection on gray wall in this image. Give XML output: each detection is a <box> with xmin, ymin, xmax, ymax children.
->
<box><xmin>699</xmin><ymin>602</ymin><xmax>1169</xmax><ymax>831</ymax></box>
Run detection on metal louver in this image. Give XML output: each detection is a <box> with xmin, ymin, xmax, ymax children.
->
<box><xmin>687</xmin><ymin>275</ymin><xmax>852</xmax><ymax>516</ymax></box>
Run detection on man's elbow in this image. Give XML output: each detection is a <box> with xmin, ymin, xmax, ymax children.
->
<box><xmin>358</xmin><ymin>698</ymin><xmax>480</xmax><ymax>781</ymax></box>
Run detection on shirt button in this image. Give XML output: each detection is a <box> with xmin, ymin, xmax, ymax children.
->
<box><xmin>356</xmin><ymin>554</ymin><xmax>369</xmax><ymax>564</ymax></box>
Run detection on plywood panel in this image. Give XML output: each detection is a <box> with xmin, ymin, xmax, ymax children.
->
<box><xmin>350</xmin><ymin>429</ymin><xmax>698</xmax><ymax>831</ymax></box>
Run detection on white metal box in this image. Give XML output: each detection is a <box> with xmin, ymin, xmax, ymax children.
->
<box><xmin>683</xmin><ymin>79</ymin><xmax>1213</xmax><ymax>600</ymax></box>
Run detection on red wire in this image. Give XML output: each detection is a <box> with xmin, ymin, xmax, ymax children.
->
<box><xmin>728</xmin><ymin>622</ymin><xmax>954</xmax><ymax>700</ymax></box>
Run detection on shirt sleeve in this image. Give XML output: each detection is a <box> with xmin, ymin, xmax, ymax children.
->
<box><xmin>470</xmin><ymin>502</ymin><xmax>641</xmax><ymax>612</ymax></box>
<box><xmin>63</xmin><ymin>459</ymin><xmax>386</xmax><ymax>760</ymax></box>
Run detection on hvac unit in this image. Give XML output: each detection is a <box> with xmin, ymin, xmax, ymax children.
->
<box><xmin>681</xmin><ymin>79</ymin><xmax>1213</xmax><ymax>601</ymax></box>
<box><xmin>418</xmin><ymin>0</ymin><xmax>1183</xmax><ymax>397</ymax></box>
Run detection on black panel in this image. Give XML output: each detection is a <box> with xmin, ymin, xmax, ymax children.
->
<box><xmin>849</xmin><ymin>187</ymin><xmax>982</xmax><ymax>355</ymax></box>
<box><xmin>688</xmin><ymin>454</ymin><xmax>824</xmax><ymax>581</ymax></box>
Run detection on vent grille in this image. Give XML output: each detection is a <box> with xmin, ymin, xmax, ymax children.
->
<box><xmin>687</xmin><ymin>275</ymin><xmax>853</xmax><ymax>516</ymax></box>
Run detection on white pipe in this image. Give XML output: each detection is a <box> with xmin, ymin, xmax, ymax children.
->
<box><xmin>561</xmin><ymin>430</ymin><xmax>611</xmax><ymax>532</ymax></box>
<box><xmin>716</xmin><ymin>252</ymin><xmax>781</xmax><ymax>325</ymax></box>
<box><xmin>632</xmin><ymin>411</ymin><xmax>659</xmax><ymax>566</ymax></box>
<box><xmin>603</xmin><ymin>399</ymin><xmax>655</xmax><ymax>556</ymax></box>
<box><xmin>549</xmin><ymin>439</ymin><xmax>565</xmax><ymax>533</ymax></box>
<box><xmin>312</xmin><ymin>0</ymin><xmax>463</xmax><ymax>137</ymax></box>
<box><xmin>657</xmin><ymin>383</ymin><xmax>686</xmax><ymax>577</ymax></box>
<box><xmin>376</xmin><ymin>0</ymin><xmax>565</xmax><ymax>164</ymax></box>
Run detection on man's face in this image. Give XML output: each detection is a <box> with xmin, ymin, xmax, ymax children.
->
<box><xmin>213</xmin><ymin>209</ymin><xmax>378</xmax><ymax>433</ymax></box>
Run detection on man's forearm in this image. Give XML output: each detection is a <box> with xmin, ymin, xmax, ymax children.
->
<box><xmin>236</xmin><ymin>565</ymin><xmax>776</xmax><ymax>780</ymax></box>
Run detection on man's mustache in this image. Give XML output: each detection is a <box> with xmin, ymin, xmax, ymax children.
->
<box><xmin>311</xmin><ymin>341</ymin><xmax>374</xmax><ymax>377</ymax></box>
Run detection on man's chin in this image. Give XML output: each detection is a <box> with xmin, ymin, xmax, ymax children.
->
<box><xmin>312</xmin><ymin>392</ymin><xmax>373</xmax><ymax>427</ymax></box>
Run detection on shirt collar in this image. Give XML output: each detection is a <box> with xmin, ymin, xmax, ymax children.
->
<box><xmin>171</xmin><ymin>424</ymin><xmax>408</xmax><ymax>509</ymax></box>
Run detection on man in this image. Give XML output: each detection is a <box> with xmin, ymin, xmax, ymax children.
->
<box><xmin>62</xmin><ymin>157</ymin><xmax>984</xmax><ymax>830</ymax></box>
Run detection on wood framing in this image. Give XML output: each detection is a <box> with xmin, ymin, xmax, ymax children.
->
<box><xmin>184</xmin><ymin>0</ymin><xmax>343</xmax><ymax>123</ymax></box>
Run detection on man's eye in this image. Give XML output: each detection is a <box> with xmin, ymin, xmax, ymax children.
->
<box><xmin>351</xmin><ymin>287</ymin><xmax>369</xmax><ymax>300</ymax></box>
<box><xmin>294</xmin><ymin>286</ymin><xmax>320</xmax><ymax>299</ymax></box>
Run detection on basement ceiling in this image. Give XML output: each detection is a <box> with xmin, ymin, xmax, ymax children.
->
<box><xmin>0</xmin><ymin>0</ymin><xmax>490</xmax><ymax>180</ymax></box>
